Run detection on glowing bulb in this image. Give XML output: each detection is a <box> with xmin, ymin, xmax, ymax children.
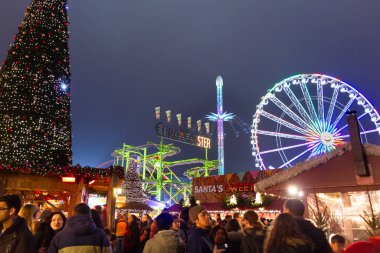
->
<box><xmin>288</xmin><ymin>185</ymin><xmax>298</xmax><ymax>196</ymax></box>
<box><xmin>216</xmin><ymin>75</ymin><xmax>223</xmax><ymax>87</ymax></box>
<box><xmin>60</xmin><ymin>83</ymin><xmax>68</xmax><ymax>90</ymax></box>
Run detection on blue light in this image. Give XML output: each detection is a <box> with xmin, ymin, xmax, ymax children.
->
<box><xmin>60</xmin><ymin>83</ymin><xmax>68</xmax><ymax>91</ymax></box>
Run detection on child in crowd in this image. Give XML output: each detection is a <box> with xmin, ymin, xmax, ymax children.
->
<box><xmin>330</xmin><ymin>234</ymin><xmax>345</xmax><ymax>253</ymax></box>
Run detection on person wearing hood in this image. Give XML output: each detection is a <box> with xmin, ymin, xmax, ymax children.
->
<box><xmin>283</xmin><ymin>199</ymin><xmax>332</xmax><ymax>253</ymax></box>
<box><xmin>240</xmin><ymin>210</ymin><xmax>265</xmax><ymax>253</ymax></box>
<box><xmin>143</xmin><ymin>213</ymin><xmax>184</xmax><ymax>253</ymax></box>
<box><xmin>0</xmin><ymin>194</ymin><xmax>34</xmax><ymax>253</ymax></box>
<box><xmin>47</xmin><ymin>203</ymin><xmax>111</xmax><ymax>253</ymax></box>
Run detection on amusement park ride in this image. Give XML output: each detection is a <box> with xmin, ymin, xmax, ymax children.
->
<box><xmin>251</xmin><ymin>74</ymin><xmax>380</xmax><ymax>170</ymax></box>
<box><xmin>112</xmin><ymin>136</ymin><xmax>218</xmax><ymax>204</ymax></box>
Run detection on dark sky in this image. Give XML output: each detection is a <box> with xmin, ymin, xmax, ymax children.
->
<box><xmin>1</xmin><ymin>0</ymin><xmax>380</xmax><ymax>174</ymax></box>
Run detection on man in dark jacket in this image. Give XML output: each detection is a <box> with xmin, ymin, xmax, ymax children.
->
<box><xmin>47</xmin><ymin>203</ymin><xmax>111</xmax><ymax>253</ymax></box>
<box><xmin>240</xmin><ymin>210</ymin><xmax>265</xmax><ymax>253</ymax></box>
<box><xmin>0</xmin><ymin>194</ymin><xmax>34</xmax><ymax>253</ymax></box>
<box><xmin>284</xmin><ymin>199</ymin><xmax>333</xmax><ymax>253</ymax></box>
<box><xmin>187</xmin><ymin>206</ymin><xmax>213</xmax><ymax>253</ymax></box>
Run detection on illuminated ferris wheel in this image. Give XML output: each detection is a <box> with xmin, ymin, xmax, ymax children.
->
<box><xmin>251</xmin><ymin>74</ymin><xmax>380</xmax><ymax>170</ymax></box>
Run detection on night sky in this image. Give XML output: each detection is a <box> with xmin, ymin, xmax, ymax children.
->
<box><xmin>1</xmin><ymin>0</ymin><xmax>380</xmax><ymax>174</ymax></box>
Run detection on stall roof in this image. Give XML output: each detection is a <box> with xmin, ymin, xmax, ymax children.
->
<box><xmin>254</xmin><ymin>143</ymin><xmax>380</xmax><ymax>195</ymax></box>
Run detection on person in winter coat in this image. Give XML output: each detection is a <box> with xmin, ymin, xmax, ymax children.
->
<box><xmin>47</xmin><ymin>203</ymin><xmax>111</xmax><ymax>253</ymax></box>
<box><xmin>143</xmin><ymin>213</ymin><xmax>184</xmax><ymax>253</ymax></box>
<box><xmin>187</xmin><ymin>206</ymin><xmax>226</xmax><ymax>253</ymax></box>
<box><xmin>0</xmin><ymin>194</ymin><xmax>34</xmax><ymax>253</ymax></box>
<box><xmin>240</xmin><ymin>210</ymin><xmax>265</xmax><ymax>253</ymax></box>
<box><xmin>123</xmin><ymin>214</ymin><xmax>140</xmax><ymax>253</ymax></box>
<box><xmin>187</xmin><ymin>206</ymin><xmax>213</xmax><ymax>253</ymax></box>
<box><xmin>177</xmin><ymin>207</ymin><xmax>190</xmax><ymax>247</ymax></box>
<box><xmin>283</xmin><ymin>199</ymin><xmax>332</xmax><ymax>253</ymax></box>
<box><xmin>115</xmin><ymin>212</ymin><xmax>128</xmax><ymax>253</ymax></box>
<box><xmin>226</xmin><ymin>219</ymin><xmax>244</xmax><ymax>252</ymax></box>
<box><xmin>34</xmin><ymin>212</ymin><xmax>66</xmax><ymax>253</ymax></box>
<box><xmin>263</xmin><ymin>213</ymin><xmax>314</xmax><ymax>253</ymax></box>
<box><xmin>140</xmin><ymin>214</ymin><xmax>152</xmax><ymax>251</ymax></box>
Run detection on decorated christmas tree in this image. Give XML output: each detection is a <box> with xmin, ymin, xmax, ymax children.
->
<box><xmin>123</xmin><ymin>161</ymin><xmax>146</xmax><ymax>203</ymax></box>
<box><xmin>122</xmin><ymin>160</ymin><xmax>152</xmax><ymax>212</ymax></box>
<box><xmin>0</xmin><ymin>0</ymin><xmax>72</xmax><ymax>166</ymax></box>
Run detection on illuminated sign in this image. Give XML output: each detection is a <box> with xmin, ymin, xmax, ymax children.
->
<box><xmin>62</xmin><ymin>177</ymin><xmax>76</xmax><ymax>183</ymax></box>
<box><xmin>155</xmin><ymin>122</ymin><xmax>211</xmax><ymax>149</ymax></box>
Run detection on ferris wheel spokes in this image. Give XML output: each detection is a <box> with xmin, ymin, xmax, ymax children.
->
<box><xmin>339</xmin><ymin>129</ymin><xmax>380</xmax><ymax>139</ymax></box>
<box><xmin>260</xmin><ymin>110</ymin><xmax>309</xmax><ymax>135</ymax></box>
<box><xmin>335</xmin><ymin>112</ymin><xmax>368</xmax><ymax>134</ymax></box>
<box><xmin>256</xmin><ymin>130</ymin><xmax>308</xmax><ymax>140</ymax></box>
<box><xmin>258</xmin><ymin>140</ymin><xmax>319</xmax><ymax>155</ymax></box>
<box><xmin>317</xmin><ymin>80</ymin><xmax>325</xmax><ymax>127</ymax></box>
<box><xmin>270</xmin><ymin>96</ymin><xmax>310</xmax><ymax>129</ymax></box>
<box><xmin>325</xmin><ymin>86</ymin><xmax>339</xmax><ymax>128</ymax></box>
<box><xmin>331</xmin><ymin>95</ymin><xmax>357</xmax><ymax>130</ymax></box>
<box><xmin>300</xmin><ymin>82</ymin><xmax>319</xmax><ymax>123</ymax></box>
<box><xmin>279</xmin><ymin>144</ymin><xmax>316</xmax><ymax>169</ymax></box>
<box><xmin>283</xmin><ymin>85</ymin><xmax>313</xmax><ymax>124</ymax></box>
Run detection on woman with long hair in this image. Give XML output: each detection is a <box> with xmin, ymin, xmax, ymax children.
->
<box><xmin>18</xmin><ymin>204</ymin><xmax>40</xmax><ymax>235</ymax></box>
<box><xmin>209</xmin><ymin>225</ymin><xmax>230</xmax><ymax>252</ymax></box>
<box><xmin>264</xmin><ymin>213</ymin><xmax>314</xmax><ymax>253</ymax></box>
<box><xmin>34</xmin><ymin>212</ymin><xmax>67</xmax><ymax>253</ymax></box>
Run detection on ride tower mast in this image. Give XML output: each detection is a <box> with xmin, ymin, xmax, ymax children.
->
<box><xmin>207</xmin><ymin>76</ymin><xmax>235</xmax><ymax>175</ymax></box>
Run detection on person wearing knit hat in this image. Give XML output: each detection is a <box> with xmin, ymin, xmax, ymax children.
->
<box><xmin>189</xmin><ymin>206</ymin><xmax>205</xmax><ymax>224</ymax></box>
<box><xmin>143</xmin><ymin>213</ymin><xmax>184</xmax><ymax>253</ymax></box>
<box><xmin>187</xmin><ymin>206</ymin><xmax>225</xmax><ymax>253</ymax></box>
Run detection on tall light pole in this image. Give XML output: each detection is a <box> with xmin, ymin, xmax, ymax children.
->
<box><xmin>207</xmin><ymin>75</ymin><xmax>235</xmax><ymax>175</ymax></box>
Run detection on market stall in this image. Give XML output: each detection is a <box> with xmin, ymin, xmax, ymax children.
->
<box><xmin>255</xmin><ymin>143</ymin><xmax>380</xmax><ymax>242</ymax></box>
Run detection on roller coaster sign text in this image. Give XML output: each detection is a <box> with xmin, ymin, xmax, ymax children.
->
<box><xmin>155</xmin><ymin>123</ymin><xmax>211</xmax><ymax>149</ymax></box>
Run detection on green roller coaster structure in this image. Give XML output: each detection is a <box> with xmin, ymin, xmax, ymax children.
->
<box><xmin>113</xmin><ymin>138</ymin><xmax>218</xmax><ymax>205</ymax></box>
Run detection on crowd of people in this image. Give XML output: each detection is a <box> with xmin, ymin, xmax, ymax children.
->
<box><xmin>0</xmin><ymin>194</ymin><xmax>379</xmax><ymax>253</ymax></box>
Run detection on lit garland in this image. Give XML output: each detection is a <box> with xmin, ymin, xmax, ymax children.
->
<box><xmin>0</xmin><ymin>0</ymin><xmax>72</xmax><ymax>166</ymax></box>
<box><xmin>0</xmin><ymin>164</ymin><xmax>125</xmax><ymax>179</ymax></box>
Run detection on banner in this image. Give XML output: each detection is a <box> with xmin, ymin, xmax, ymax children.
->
<box><xmin>197</xmin><ymin>120</ymin><xmax>202</xmax><ymax>132</ymax></box>
<box><xmin>205</xmin><ymin>122</ymin><xmax>210</xmax><ymax>135</ymax></box>
<box><xmin>155</xmin><ymin>107</ymin><xmax>160</xmax><ymax>120</ymax></box>
<box><xmin>166</xmin><ymin>110</ymin><xmax>171</xmax><ymax>123</ymax></box>
<box><xmin>192</xmin><ymin>171</ymin><xmax>279</xmax><ymax>203</ymax></box>
<box><xmin>187</xmin><ymin>117</ymin><xmax>191</xmax><ymax>129</ymax></box>
<box><xmin>176</xmin><ymin>113</ymin><xmax>182</xmax><ymax>127</ymax></box>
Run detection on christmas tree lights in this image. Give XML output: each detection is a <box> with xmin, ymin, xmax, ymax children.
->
<box><xmin>0</xmin><ymin>0</ymin><xmax>72</xmax><ymax>166</ymax></box>
<box><xmin>123</xmin><ymin>161</ymin><xmax>147</xmax><ymax>203</ymax></box>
